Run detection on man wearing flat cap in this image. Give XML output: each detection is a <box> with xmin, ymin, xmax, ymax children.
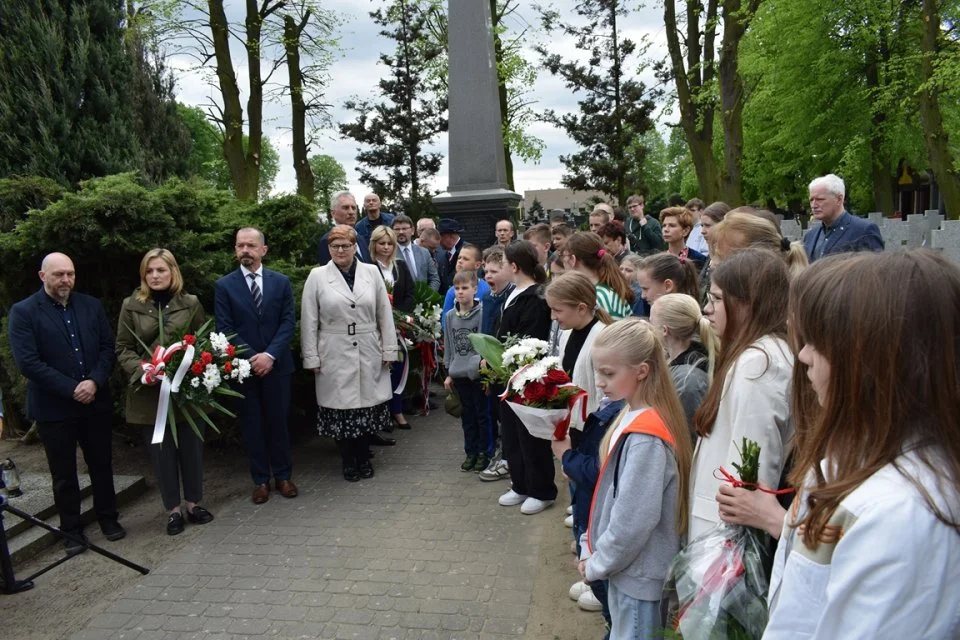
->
<box><xmin>435</xmin><ymin>218</ymin><xmax>465</xmax><ymax>295</ymax></box>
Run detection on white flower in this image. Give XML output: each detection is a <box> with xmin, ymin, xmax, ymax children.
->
<box><xmin>190</xmin><ymin>377</ymin><xmax>200</xmax><ymax>388</ymax></box>
<box><xmin>231</xmin><ymin>358</ymin><xmax>252</xmax><ymax>382</ymax></box>
<box><xmin>202</xmin><ymin>363</ymin><xmax>221</xmax><ymax>393</ymax></box>
<box><xmin>208</xmin><ymin>332</ymin><xmax>230</xmax><ymax>356</ymax></box>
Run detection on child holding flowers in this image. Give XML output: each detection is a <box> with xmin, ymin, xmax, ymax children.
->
<box><xmin>578</xmin><ymin>318</ymin><xmax>693</xmax><ymax>639</ymax></box>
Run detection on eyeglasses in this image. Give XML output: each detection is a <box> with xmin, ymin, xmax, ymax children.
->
<box><xmin>705</xmin><ymin>291</ymin><xmax>723</xmax><ymax>307</ymax></box>
<box><xmin>330</xmin><ymin>244</ymin><xmax>354</xmax><ymax>252</ymax></box>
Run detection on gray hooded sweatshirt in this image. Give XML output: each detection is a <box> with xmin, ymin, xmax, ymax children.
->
<box><xmin>443</xmin><ymin>300</ymin><xmax>483</xmax><ymax>380</ymax></box>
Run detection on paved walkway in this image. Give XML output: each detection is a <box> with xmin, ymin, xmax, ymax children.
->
<box><xmin>68</xmin><ymin>403</ymin><xmax>590</xmax><ymax>640</ymax></box>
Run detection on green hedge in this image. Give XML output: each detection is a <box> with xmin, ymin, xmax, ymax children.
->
<box><xmin>0</xmin><ymin>173</ymin><xmax>328</xmax><ymax>439</ymax></box>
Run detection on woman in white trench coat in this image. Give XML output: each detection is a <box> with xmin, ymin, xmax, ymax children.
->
<box><xmin>301</xmin><ymin>225</ymin><xmax>398</xmax><ymax>482</ymax></box>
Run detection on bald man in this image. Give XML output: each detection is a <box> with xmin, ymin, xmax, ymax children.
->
<box><xmin>8</xmin><ymin>253</ymin><xmax>123</xmax><ymax>553</ymax></box>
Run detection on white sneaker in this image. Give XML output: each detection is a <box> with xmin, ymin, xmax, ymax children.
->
<box><xmin>520</xmin><ymin>497</ymin><xmax>555</xmax><ymax>515</ymax></box>
<box><xmin>498</xmin><ymin>489</ymin><xmax>527</xmax><ymax>506</ymax></box>
<box><xmin>578</xmin><ymin>590</ymin><xmax>603</xmax><ymax>612</ymax></box>
<box><xmin>564</xmin><ymin>514</ymin><xmax>574</xmax><ymax>528</ymax></box>
<box><xmin>569</xmin><ymin>580</ymin><xmax>591</xmax><ymax>601</ymax></box>
<box><xmin>479</xmin><ymin>459</ymin><xmax>510</xmax><ymax>482</ymax></box>
<box><xmin>566</xmin><ymin>505</ymin><xmax>573</xmax><ymax>515</ymax></box>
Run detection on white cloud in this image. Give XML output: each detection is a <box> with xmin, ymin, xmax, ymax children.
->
<box><xmin>170</xmin><ymin>0</ymin><xmax>669</xmax><ymax>202</ymax></box>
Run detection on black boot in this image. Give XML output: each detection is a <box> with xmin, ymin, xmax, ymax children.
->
<box><xmin>336</xmin><ymin>439</ymin><xmax>360</xmax><ymax>482</ymax></box>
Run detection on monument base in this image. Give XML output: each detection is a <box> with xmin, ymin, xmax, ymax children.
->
<box><xmin>433</xmin><ymin>188</ymin><xmax>522</xmax><ymax>248</ymax></box>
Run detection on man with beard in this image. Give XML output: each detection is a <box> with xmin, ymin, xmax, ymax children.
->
<box><xmin>215</xmin><ymin>228</ymin><xmax>298</xmax><ymax>504</ymax></box>
<box><xmin>393</xmin><ymin>214</ymin><xmax>440</xmax><ymax>290</ymax></box>
<box><xmin>8</xmin><ymin>252</ymin><xmax>124</xmax><ymax>554</ymax></box>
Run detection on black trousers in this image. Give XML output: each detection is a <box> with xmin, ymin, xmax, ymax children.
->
<box><xmin>500</xmin><ymin>401</ymin><xmax>558</xmax><ymax>501</ymax></box>
<box><xmin>37</xmin><ymin>413</ymin><xmax>118</xmax><ymax>533</ymax></box>
<box><xmin>238</xmin><ymin>373</ymin><xmax>293</xmax><ymax>485</ymax></box>
<box><xmin>141</xmin><ymin>423</ymin><xmax>204</xmax><ymax>511</ymax></box>
<box><xmin>335</xmin><ymin>437</ymin><xmax>370</xmax><ymax>468</ymax></box>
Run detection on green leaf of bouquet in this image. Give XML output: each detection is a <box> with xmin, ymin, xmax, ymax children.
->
<box><xmin>122</xmin><ymin>321</ymin><xmax>155</xmax><ymax>356</ymax></box>
<box><xmin>192</xmin><ymin>404</ymin><xmax>222</xmax><ymax>434</ymax></box>
<box><xmin>413</xmin><ymin>280</ymin><xmax>442</xmax><ymax>306</ymax></box>
<box><xmin>213</xmin><ymin>386</ymin><xmax>245</xmax><ymax>398</ymax></box>
<box><xmin>468</xmin><ymin>334</ymin><xmax>506</xmax><ymax>373</ymax></box>
<box><xmin>208</xmin><ymin>399</ymin><xmax>237</xmax><ymax>418</ymax></box>
<box><xmin>180</xmin><ymin>404</ymin><xmax>204</xmax><ymax>442</ymax></box>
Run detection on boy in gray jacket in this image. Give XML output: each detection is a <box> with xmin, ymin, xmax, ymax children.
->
<box><xmin>443</xmin><ymin>270</ymin><xmax>489</xmax><ymax>472</ymax></box>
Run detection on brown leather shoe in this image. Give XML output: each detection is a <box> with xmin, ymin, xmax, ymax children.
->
<box><xmin>276</xmin><ymin>479</ymin><xmax>298</xmax><ymax>498</ymax></box>
<box><xmin>252</xmin><ymin>484</ymin><xmax>270</xmax><ymax>504</ymax></box>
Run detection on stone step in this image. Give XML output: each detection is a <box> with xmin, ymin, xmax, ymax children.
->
<box><xmin>2</xmin><ymin>474</ymin><xmax>147</xmax><ymax>563</ymax></box>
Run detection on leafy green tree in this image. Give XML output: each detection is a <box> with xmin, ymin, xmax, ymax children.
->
<box><xmin>536</xmin><ymin>0</ymin><xmax>657</xmax><ymax>204</ymax></box>
<box><xmin>309</xmin><ymin>155</ymin><xmax>348</xmax><ymax>209</ymax></box>
<box><xmin>0</xmin><ymin>0</ymin><xmax>141</xmax><ymax>184</ymax></box>
<box><xmin>528</xmin><ymin>197</ymin><xmax>544</xmax><ymax>218</ymax></box>
<box><xmin>339</xmin><ymin>0</ymin><xmax>447</xmax><ymax>218</ymax></box>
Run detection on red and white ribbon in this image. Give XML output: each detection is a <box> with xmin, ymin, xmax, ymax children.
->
<box><xmin>140</xmin><ymin>342</ymin><xmax>196</xmax><ymax>444</ymax></box>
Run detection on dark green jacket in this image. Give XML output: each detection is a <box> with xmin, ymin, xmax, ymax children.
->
<box><xmin>116</xmin><ymin>290</ymin><xmax>206</xmax><ymax>425</ymax></box>
<box><xmin>625</xmin><ymin>216</ymin><xmax>666</xmax><ymax>256</ymax></box>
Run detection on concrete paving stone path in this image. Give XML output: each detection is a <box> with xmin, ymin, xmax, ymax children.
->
<box><xmin>70</xmin><ymin>403</ymin><xmax>580</xmax><ymax>640</ymax></box>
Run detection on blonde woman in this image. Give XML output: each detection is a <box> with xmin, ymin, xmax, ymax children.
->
<box><xmin>649</xmin><ymin>293</ymin><xmax>720</xmax><ymax>438</ymax></box>
<box><xmin>116</xmin><ymin>249</ymin><xmax>213</xmax><ymax>535</ymax></box>
<box><xmin>369</xmin><ymin>226</ymin><xmax>415</xmax><ymax>313</ymax></box>
<box><xmin>710</xmin><ymin>212</ymin><xmax>808</xmax><ymax>278</ymax></box>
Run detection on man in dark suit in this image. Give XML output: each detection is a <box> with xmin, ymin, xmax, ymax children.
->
<box><xmin>8</xmin><ymin>252</ymin><xmax>124</xmax><ymax>553</ymax></box>
<box><xmin>317</xmin><ymin>192</ymin><xmax>370</xmax><ymax>265</ymax></box>
<box><xmin>392</xmin><ymin>214</ymin><xmax>440</xmax><ymax>291</ymax></box>
<box><xmin>804</xmin><ymin>174</ymin><xmax>884</xmax><ymax>261</ymax></box>
<box><xmin>215</xmin><ymin>228</ymin><xmax>298</xmax><ymax>504</ymax></box>
<box><xmin>435</xmin><ymin>218</ymin><xmax>465</xmax><ymax>295</ymax></box>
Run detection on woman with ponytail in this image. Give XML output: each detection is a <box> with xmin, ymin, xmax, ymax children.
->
<box><xmin>688</xmin><ymin>248</ymin><xmax>795</xmax><ymax>541</ymax></box>
<box><xmin>496</xmin><ymin>241</ymin><xmax>556</xmax><ymax>515</ymax></box>
<box><xmin>577</xmin><ymin>318</ymin><xmax>693</xmax><ymax>639</ymax></box>
<box><xmin>711</xmin><ymin>212</ymin><xmax>808</xmax><ymax>279</ymax></box>
<box><xmin>636</xmin><ymin>252</ymin><xmax>700</xmax><ymax>307</ymax></box>
<box><xmin>650</xmin><ymin>293</ymin><xmax>719</xmax><ymax>438</ymax></box>
<box><xmin>562</xmin><ymin>232</ymin><xmax>635</xmax><ymax>319</ymax></box>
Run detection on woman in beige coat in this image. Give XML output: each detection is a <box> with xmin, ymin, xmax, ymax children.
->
<box><xmin>301</xmin><ymin>225</ymin><xmax>398</xmax><ymax>482</ymax></box>
<box><xmin>116</xmin><ymin>248</ymin><xmax>214</xmax><ymax>536</ymax></box>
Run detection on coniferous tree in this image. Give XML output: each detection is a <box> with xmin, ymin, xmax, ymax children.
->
<box><xmin>536</xmin><ymin>0</ymin><xmax>657</xmax><ymax>205</ymax></box>
<box><xmin>339</xmin><ymin>0</ymin><xmax>447</xmax><ymax>219</ymax></box>
<box><xmin>0</xmin><ymin>0</ymin><xmax>142</xmax><ymax>184</ymax></box>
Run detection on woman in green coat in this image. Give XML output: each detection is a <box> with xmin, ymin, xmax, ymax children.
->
<box><xmin>116</xmin><ymin>248</ymin><xmax>214</xmax><ymax>535</ymax></box>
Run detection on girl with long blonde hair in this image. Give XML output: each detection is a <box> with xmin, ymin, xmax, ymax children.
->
<box><xmin>578</xmin><ymin>318</ymin><xmax>693</xmax><ymax>639</ymax></box>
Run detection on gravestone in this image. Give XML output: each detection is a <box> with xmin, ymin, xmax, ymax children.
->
<box><xmin>780</xmin><ymin>220</ymin><xmax>803</xmax><ymax>242</ymax></box>
<box><xmin>867</xmin><ymin>212</ymin><xmax>884</xmax><ymax>224</ymax></box>
<box><xmin>432</xmin><ymin>0</ymin><xmax>521</xmax><ymax>248</ymax></box>
<box><xmin>933</xmin><ymin>225</ymin><xmax>960</xmax><ymax>264</ymax></box>
<box><xmin>880</xmin><ymin>219</ymin><xmax>924</xmax><ymax>251</ymax></box>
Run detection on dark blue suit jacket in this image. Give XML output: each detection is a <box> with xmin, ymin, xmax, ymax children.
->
<box><xmin>8</xmin><ymin>289</ymin><xmax>116</xmax><ymax>421</ymax></box>
<box><xmin>214</xmin><ymin>268</ymin><xmax>296</xmax><ymax>376</ymax></box>
<box><xmin>435</xmin><ymin>238</ymin><xmax>464</xmax><ymax>294</ymax></box>
<box><xmin>316</xmin><ymin>232</ymin><xmax>370</xmax><ymax>266</ymax></box>
<box><xmin>803</xmin><ymin>211</ymin><xmax>884</xmax><ymax>262</ymax></box>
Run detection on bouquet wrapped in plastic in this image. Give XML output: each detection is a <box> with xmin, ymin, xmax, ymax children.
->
<box><xmin>664</xmin><ymin>439</ymin><xmax>784</xmax><ymax>640</ymax></box>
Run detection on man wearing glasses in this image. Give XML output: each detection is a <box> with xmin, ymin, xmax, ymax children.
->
<box><xmin>624</xmin><ymin>194</ymin><xmax>666</xmax><ymax>256</ymax></box>
<box><xmin>317</xmin><ymin>191</ymin><xmax>371</xmax><ymax>266</ymax></box>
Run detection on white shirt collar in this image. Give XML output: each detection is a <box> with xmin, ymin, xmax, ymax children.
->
<box><xmin>240</xmin><ymin>264</ymin><xmax>263</xmax><ymax>279</ymax></box>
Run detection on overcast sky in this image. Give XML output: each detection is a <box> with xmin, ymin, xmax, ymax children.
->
<box><xmin>168</xmin><ymin>0</ymin><xmax>670</xmax><ymax>200</ymax></box>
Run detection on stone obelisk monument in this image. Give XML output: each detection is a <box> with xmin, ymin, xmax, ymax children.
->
<box><xmin>432</xmin><ymin>0</ymin><xmax>521</xmax><ymax>247</ymax></box>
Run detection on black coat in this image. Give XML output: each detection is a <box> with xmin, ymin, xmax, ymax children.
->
<box><xmin>8</xmin><ymin>289</ymin><xmax>116</xmax><ymax>421</ymax></box>
<box><xmin>384</xmin><ymin>260</ymin><xmax>416</xmax><ymax>313</ymax></box>
<box><xmin>496</xmin><ymin>285</ymin><xmax>551</xmax><ymax>341</ymax></box>
<box><xmin>435</xmin><ymin>238</ymin><xmax>464</xmax><ymax>295</ymax></box>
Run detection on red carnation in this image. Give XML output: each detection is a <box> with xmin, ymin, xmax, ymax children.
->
<box><xmin>183</xmin><ymin>334</ymin><xmax>196</xmax><ymax>345</ymax></box>
<box><xmin>224</xmin><ymin>361</ymin><xmax>233</xmax><ymax>373</ymax></box>
<box><xmin>226</xmin><ymin>344</ymin><xmax>236</xmax><ymax>357</ymax></box>
<box><xmin>546</xmin><ymin>385</ymin><xmax>560</xmax><ymax>400</ymax></box>
<box><xmin>546</xmin><ymin>368</ymin><xmax>570</xmax><ymax>385</ymax></box>
<box><xmin>191</xmin><ymin>361</ymin><xmax>204</xmax><ymax>375</ymax></box>
<box><xmin>524</xmin><ymin>381</ymin><xmax>548</xmax><ymax>403</ymax></box>
<box><xmin>201</xmin><ymin>351</ymin><xmax>213</xmax><ymax>365</ymax></box>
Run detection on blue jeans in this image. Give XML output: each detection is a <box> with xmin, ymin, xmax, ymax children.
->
<box><xmin>453</xmin><ymin>378</ymin><xmax>489</xmax><ymax>455</ymax></box>
<box><xmin>606</xmin><ymin>582</ymin><xmax>662</xmax><ymax>640</ymax></box>
<box><xmin>590</xmin><ymin>578</ymin><xmax>612</xmax><ymax>630</ymax></box>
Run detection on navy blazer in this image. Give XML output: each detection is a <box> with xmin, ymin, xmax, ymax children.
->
<box><xmin>803</xmin><ymin>211</ymin><xmax>884</xmax><ymax>262</ymax></box>
<box><xmin>316</xmin><ymin>231</ymin><xmax>370</xmax><ymax>266</ymax></box>
<box><xmin>214</xmin><ymin>268</ymin><xmax>296</xmax><ymax>376</ymax></box>
<box><xmin>435</xmin><ymin>238</ymin><xmax>464</xmax><ymax>294</ymax></box>
<box><xmin>8</xmin><ymin>289</ymin><xmax>116</xmax><ymax>421</ymax></box>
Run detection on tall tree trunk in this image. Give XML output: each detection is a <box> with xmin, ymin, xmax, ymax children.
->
<box><xmin>209</xmin><ymin>0</ymin><xmax>252</xmax><ymax>200</ymax></box>
<box><xmin>864</xmin><ymin>52</ymin><xmax>896</xmax><ymax>214</ymax></box>
<box><xmin>610</xmin><ymin>2</ymin><xmax>625</xmax><ymax>204</ymax></box>
<box><xmin>717</xmin><ymin>0</ymin><xmax>758</xmax><ymax>206</ymax></box>
<box><xmin>919</xmin><ymin>0</ymin><xmax>960</xmax><ymax>218</ymax></box>
<box><xmin>664</xmin><ymin>0</ymin><xmax>722</xmax><ymax>202</ymax></box>
<box><xmin>284</xmin><ymin>13</ymin><xmax>315</xmax><ymax>201</ymax></box>
<box><xmin>243</xmin><ymin>0</ymin><xmax>265</xmax><ymax>201</ymax></box>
